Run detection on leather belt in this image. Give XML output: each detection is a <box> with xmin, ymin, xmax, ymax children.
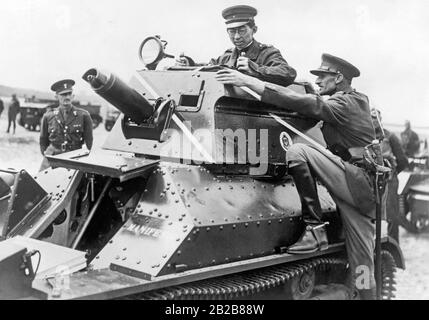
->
<box><xmin>52</xmin><ymin>143</ymin><xmax>82</xmax><ymax>152</ymax></box>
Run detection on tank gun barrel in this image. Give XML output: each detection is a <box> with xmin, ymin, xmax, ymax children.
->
<box><xmin>82</xmin><ymin>68</ymin><xmax>154</xmax><ymax>123</ymax></box>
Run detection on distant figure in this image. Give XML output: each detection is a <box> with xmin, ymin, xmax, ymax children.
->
<box><xmin>0</xmin><ymin>98</ymin><xmax>4</xmax><ymax>118</ymax></box>
<box><xmin>6</xmin><ymin>94</ymin><xmax>20</xmax><ymax>134</ymax></box>
<box><xmin>39</xmin><ymin>79</ymin><xmax>93</xmax><ymax>171</ymax></box>
<box><xmin>375</xmin><ymin>110</ymin><xmax>408</xmax><ymax>243</ymax></box>
<box><xmin>384</xmin><ymin>128</ymin><xmax>408</xmax><ymax>243</ymax></box>
<box><xmin>401</xmin><ymin>120</ymin><xmax>420</xmax><ymax>157</ymax></box>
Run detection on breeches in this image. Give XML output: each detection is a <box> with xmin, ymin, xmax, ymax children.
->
<box><xmin>286</xmin><ymin>143</ymin><xmax>376</xmax><ymax>289</ymax></box>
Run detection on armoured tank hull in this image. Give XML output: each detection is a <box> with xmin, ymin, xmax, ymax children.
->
<box><xmin>0</xmin><ymin>57</ymin><xmax>405</xmax><ymax>299</ymax></box>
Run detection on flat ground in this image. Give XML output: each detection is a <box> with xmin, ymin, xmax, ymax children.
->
<box><xmin>0</xmin><ymin>114</ymin><xmax>428</xmax><ymax>300</ymax></box>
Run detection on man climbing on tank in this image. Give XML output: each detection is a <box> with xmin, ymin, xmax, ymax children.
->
<box><xmin>209</xmin><ymin>5</ymin><xmax>297</xmax><ymax>87</ymax></box>
<box><xmin>215</xmin><ymin>54</ymin><xmax>378</xmax><ymax>300</ymax></box>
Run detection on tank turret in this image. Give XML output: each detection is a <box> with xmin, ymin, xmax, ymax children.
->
<box><xmin>80</xmin><ymin>66</ymin><xmax>319</xmax><ymax>178</ymax></box>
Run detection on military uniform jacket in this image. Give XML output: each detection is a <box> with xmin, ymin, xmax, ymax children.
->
<box><xmin>210</xmin><ymin>40</ymin><xmax>297</xmax><ymax>86</ymax></box>
<box><xmin>262</xmin><ymin>84</ymin><xmax>375</xmax><ymax>153</ymax></box>
<box><xmin>40</xmin><ymin>105</ymin><xmax>93</xmax><ymax>155</ymax></box>
<box><xmin>261</xmin><ymin>83</ymin><xmax>377</xmax><ymax>215</ymax></box>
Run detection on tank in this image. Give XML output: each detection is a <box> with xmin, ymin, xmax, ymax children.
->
<box><xmin>0</xmin><ymin>36</ymin><xmax>404</xmax><ymax>300</ymax></box>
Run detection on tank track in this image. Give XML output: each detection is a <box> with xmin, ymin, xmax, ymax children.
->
<box><xmin>128</xmin><ymin>257</ymin><xmax>348</xmax><ymax>300</ymax></box>
<box><xmin>380</xmin><ymin>250</ymin><xmax>397</xmax><ymax>300</ymax></box>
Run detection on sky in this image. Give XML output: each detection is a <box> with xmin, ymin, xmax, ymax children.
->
<box><xmin>1</xmin><ymin>0</ymin><xmax>428</xmax><ymax>126</ymax></box>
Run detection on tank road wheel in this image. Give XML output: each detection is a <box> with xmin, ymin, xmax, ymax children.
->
<box><xmin>285</xmin><ymin>269</ymin><xmax>316</xmax><ymax>300</ymax></box>
<box><xmin>380</xmin><ymin>250</ymin><xmax>397</xmax><ymax>300</ymax></box>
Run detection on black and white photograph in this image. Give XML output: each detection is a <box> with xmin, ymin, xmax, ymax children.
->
<box><xmin>0</xmin><ymin>0</ymin><xmax>428</xmax><ymax>305</ymax></box>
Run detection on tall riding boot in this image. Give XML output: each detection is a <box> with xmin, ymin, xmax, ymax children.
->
<box><xmin>287</xmin><ymin>162</ymin><xmax>328</xmax><ymax>254</ymax></box>
<box><xmin>288</xmin><ymin>162</ymin><xmax>323</xmax><ymax>224</ymax></box>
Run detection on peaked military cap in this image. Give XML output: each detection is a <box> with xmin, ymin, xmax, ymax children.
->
<box><xmin>310</xmin><ymin>53</ymin><xmax>360</xmax><ymax>80</ymax></box>
<box><xmin>222</xmin><ymin>5</ymin><xmax>257</xmax><ymax>28</ymax></box>
<box><xmin>51</xmin><ymin>79</ymin><xmax>75</xmax><ymax>95</ymax></box>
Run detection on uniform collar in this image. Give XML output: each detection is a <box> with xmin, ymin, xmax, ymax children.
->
<box><xmin>58</xmin><ymin>105</ymin><xmax>78</xmax><ymax>126</ymax></box>
<box><xmin>59</xmin><ymin>105</ymin><xmax>75</xmax><ymax>113</ymax></box>
<box><xmin>235</xmin><ymin>39</ymin><xmax>260</xmax><ymax>60</ymax></box>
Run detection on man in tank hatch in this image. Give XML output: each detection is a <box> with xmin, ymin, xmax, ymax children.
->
<box><xmin>215</xmin><ymin>53</ymin><xmax>378</xmax><ymax>300</ymax></box>
<box><xmin>209</xmin><ymin>5</ymin><xmax>297</xmax><ymax>87</ymax></box>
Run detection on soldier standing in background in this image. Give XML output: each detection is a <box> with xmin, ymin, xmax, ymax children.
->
<box><xmin>6</xmin><ymin>94</ymin><xmax>20</xmax><ymax>134</ymax></box>
<box><xmin>374</xmin><ymin>109</ymin><xmax>408</xmax><ymax>243</ymax></box>
<box><xmin>401</xmin><ymin>120</ymin><xmax>420</xmax><ymax>157</ymax></box>
<box><xmin>39</xmin><ymin>79</ymin><xmax>93</xmax><ymax>171</ymax></box>
<box><xmin>210</xmin><ymin>5</ymin><xmax>297</xmax><ymax>86</ymax></box>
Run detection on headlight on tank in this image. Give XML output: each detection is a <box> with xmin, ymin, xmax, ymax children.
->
<box><xmin>138</xmin><ymin>36</ymin><xmax>174</xmax><ymax>70</ymax></box>
<box><xmin>138</xmin><ymin>36</ymin><xmax>164</xmax><ymax>67</ymax></box>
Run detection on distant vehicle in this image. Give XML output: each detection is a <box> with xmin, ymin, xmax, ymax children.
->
<box><xmin>104</xmin><ymin>109</ymin><xmax>120</xmax><ymax>131</ymax></box>
<box><xmin>18</xmin><ymin>98</ymin><xmax>53</xmax><ymax>131</ymax></box>
<box><xmin>398</xmin><ymin>155</ymin><xmax>429</xmax><ymax>233</ymax></box>
<box><xmin>18</xmin><ymin>97</ymin><xmax>103</xmax><ymax>131</ymax></box>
